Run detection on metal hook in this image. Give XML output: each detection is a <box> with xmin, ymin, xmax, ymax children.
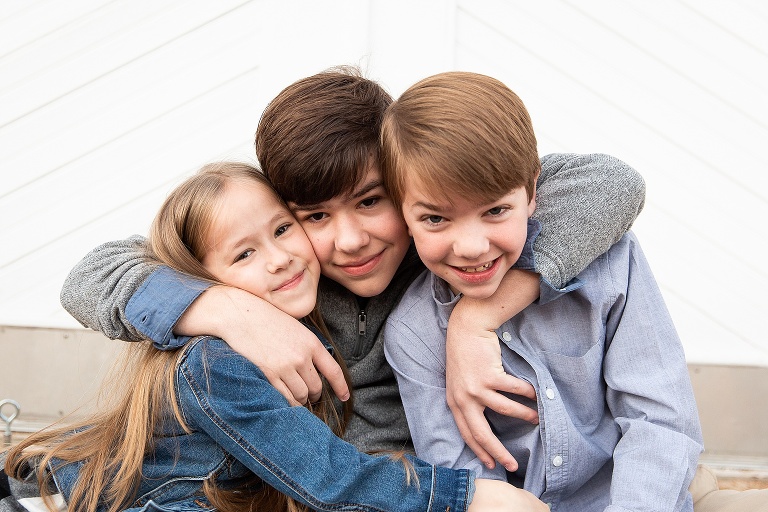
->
<box><xmin>1</xmin><ymin>399</ymin><xmax>21</xmax><ymax>447</ymax></box>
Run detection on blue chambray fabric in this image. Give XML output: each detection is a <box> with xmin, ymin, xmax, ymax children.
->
<box><xmin>385</xmin><ymin>232</ymin><xmax>703</xmax><ymax>512</ymax></box>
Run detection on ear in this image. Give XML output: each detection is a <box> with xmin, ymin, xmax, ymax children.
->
<box><xmin>527</xmin><ymin>181</ymin><xmax>537</xmax><ymax>217</ymax></box>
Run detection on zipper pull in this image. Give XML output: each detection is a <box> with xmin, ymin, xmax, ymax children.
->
<box><xmin>358</xmin><ymin>310</ymin><xmax>367</xmax><ymax>336</ymax></box>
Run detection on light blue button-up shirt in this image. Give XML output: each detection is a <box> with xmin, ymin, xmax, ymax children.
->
<box><xmin>384</xmin><ymin>232</ymin><xmax>703</xmax><ymax>512</ymax></box>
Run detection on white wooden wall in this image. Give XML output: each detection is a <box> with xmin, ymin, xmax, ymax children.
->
<box><xmin>1</xmin><ymin>0</ymin><xmax>766</xmax><ymax>367</ymax></box>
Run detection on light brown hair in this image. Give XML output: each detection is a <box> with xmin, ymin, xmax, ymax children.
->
<box><xmin>255</xmin><ymin>66</ymin><xmax>393</xmax><ymax>205</ymax></box>
<box><xmin>381</xmin><ymin>71</ymin><xmax>540</xmax><ymax>207</ymax></box>
<box><xmin>5</xmin><ymin>162</ymin><xmax>351</xmax><ymax>512</ymax></box>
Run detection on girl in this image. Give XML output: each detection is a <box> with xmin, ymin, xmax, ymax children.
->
<box><xmin>3</xmin><ymin>162</ymin><xmax>546</xmax><ymax>512</ymax></box>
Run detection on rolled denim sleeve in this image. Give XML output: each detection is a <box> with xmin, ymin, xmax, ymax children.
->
<box><xmin>534</xmin><ymin>153</ymin><xmax>645</xmax><ymax>290</ymax></box>
<box><xmin>177</xmin><ymin>337</ymin><xmax>475</xmax><ymax>512</ymax></box>
<box><xmin>126</xmin><ymin>266</ymin><xmax>211</xmax><ymax>349</ymax></box>
<box><xmin>60</xmin><ymin>235</ymin><xmax>212</xmax><ymax>347</ymax></box>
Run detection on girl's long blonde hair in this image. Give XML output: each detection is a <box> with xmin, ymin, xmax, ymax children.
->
<box><xmin>4</xmin><ymin>162</ymin><xmax>352</xmax><ymax>512</ymax></box>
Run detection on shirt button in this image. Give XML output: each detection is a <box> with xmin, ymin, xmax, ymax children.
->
<box><xmin>502</xmin><ymin>332</ymin><xmax>512</xmax><ymax>342</ymax></box>
<box><xmin>545</xmin><ymin>388</ymin><xmax>555</xmax><ymax>400</ymax></box>
<box><xmin>552</xmin><ymin>455</ymin><xmax>563</xmax><ymax>467</ymax></box>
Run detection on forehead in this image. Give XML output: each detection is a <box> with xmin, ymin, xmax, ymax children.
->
<box><xmin>209</xmin><ymin>181</ymin><xmax>286</xmax><ymax>233</ymax></box>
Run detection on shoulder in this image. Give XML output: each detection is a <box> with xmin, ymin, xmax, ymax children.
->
<box><xmin>388</xmin><ymin>269</ymin><xmax>435</xmax><ymax>324</ymax></box>
<box><xmin>574</xmin><ymin>231</ymin><xmax>650</xmax><ymax>298</ymax></box>
<box><xmin>385</xmin><ymin>270</ymin><xmax>446</xmax><ymax>356</ymax></box>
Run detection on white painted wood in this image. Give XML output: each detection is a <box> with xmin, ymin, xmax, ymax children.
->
<box><xmin>1</xmin><ymin>0</ymin><xmax>765</xmax><ymax>366</ymax></box>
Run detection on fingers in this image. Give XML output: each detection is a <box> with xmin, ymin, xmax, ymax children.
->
<box><xmin>482</xmin><ymin>392</ymin><xmax>539</xmax><ymax>424</ymax></box>
<box><xmin>456</xmin><ymin>405</ymin><xmax>519</xmax><ymax>472</ymax></box>
<box><xmin>452</xmin><ymin>406</ymin><xmax>495</xmax><ymax>470</ymax></box>
<box><xmin>494</xmin><ymin>373</ymin><xmax>537</xmax><ymax>401</ymax></box>
<box><xmin>312</xmin><ymin>346</ymin><xmax>350</xmax><ymax>402</ymax></box>
<box><xmin>296</xmin><ymin>363</ymin><xmax>324</xmax><ymax>404</ymax></box>
<box><xmin>263</xmin><ymin>369</ymin><xmax>305</xmax><ymax>406</ymax></box>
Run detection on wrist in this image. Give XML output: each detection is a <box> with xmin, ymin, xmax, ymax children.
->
<box><xmin>175</xmin><ymin>285</ymin><xmax>271</xmax><ymax>340</ymax></box>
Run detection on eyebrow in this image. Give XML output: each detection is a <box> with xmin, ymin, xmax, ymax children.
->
<box><xmin>228</xmin><ymin>211</ymin><xmax>288</xmax><ymax>249</ymax></box>
<box><xmin>291</xmin><ymin>179</ymin><xmax>384</xmax><ymax>212</ymax></box>
<box><xmin>410</xmin><ymin>200</ymin><xmax>450</xmax><ymax>212</ymax></box>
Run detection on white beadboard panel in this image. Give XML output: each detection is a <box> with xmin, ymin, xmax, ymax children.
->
<box><xmin>1</xmin><ymin>0</ymin><xmax>765</xmax><ymax>366</ymax></box>
<box><xmin>453</xmin><ymin>0</ymin><xmax>767</xmax><ymax>365</ymax></box>
<box><xmin>0</xmin><ymin>0</ymin><xmax>375</xmax><ymax>329</ymax></box>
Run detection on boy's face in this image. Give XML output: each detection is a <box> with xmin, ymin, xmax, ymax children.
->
<box><xmin>401</xmin><ymin>177</ymin><xmax>535</xmax><ymax>299</ymax></box>
<box><xmin>290</xmin><ymin>163</ymin><xmax>411</xmax><ymax>298</ymax></box>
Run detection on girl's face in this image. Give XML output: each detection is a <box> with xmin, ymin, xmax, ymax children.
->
<box><xmin>201</xmin><ymin>179</ymin><xmax>321</xmax><ymax>319</ymax></box>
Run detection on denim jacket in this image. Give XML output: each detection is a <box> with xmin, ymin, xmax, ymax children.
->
<box><xmin>50</xmin><ymin>333</ymin><xmax>474</xmax><ymax>512</ymax></box>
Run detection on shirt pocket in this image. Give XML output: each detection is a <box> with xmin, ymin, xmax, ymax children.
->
<box><xmin>539</xmin><ymin>342</ymin><xmax>605</xmax><ymax>427</ymax></box>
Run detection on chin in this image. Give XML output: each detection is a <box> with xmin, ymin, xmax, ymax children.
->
<box><xmin>448</xmin><ymin>283</ymin><xmax>499</xmax><ymax>300</ymax></box>
<box><xmin>282</xmin><ymin>302</ymin><xmax>316</xmax><ymax>320</ymax></box>
<box><xmin>342</xmin><ymin>279</ymin><xmax>389</xmax><ymax>298</ymax></box>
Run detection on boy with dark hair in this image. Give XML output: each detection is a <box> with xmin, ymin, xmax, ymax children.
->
<box><xmin>381</xmin><ymin>71</ymin><xmax>704</xmax><ymax>510</ymax></box>
<box><xmin>59</xmin><ymin>68</ymin><xmax>645</xmax><ymax>509</ymax></box>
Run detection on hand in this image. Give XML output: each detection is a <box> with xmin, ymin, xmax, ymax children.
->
<box><xmin>469</xmin><ymin>479</ymin><xmax>549</xmax><ymax>512</ymax></box>
<box><xmin>446</xmin><ymin>323</ymin><xmax>538</xmax><ymax>472</ymax></box>
<box><xmin>176</xmin><ymin>285</ymin><xmax>350</xmax><ymax>405</ymax></box>
<box><xmin>446</xmin><ymin>270</ymin><xmax>540</xmax><ymax>471</ymax></box>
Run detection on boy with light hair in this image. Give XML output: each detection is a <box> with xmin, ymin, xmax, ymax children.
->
<box><xmin>381</xmin><ymin>71</ymin><xmax>704</xmax><ymax>511</ymax></box>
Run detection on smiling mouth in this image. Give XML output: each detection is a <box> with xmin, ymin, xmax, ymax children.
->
<box><xmin>458</xmin><ymin>261</ymin><xmax>494</xmax><ymax>273</ymax></box>
<box><xmin>274</xmin><ymin>270</ymin><xmax>304</xmax><ymax>291</ymax></box>
<box><xmin>338</xmin><ymin>251</ymin><xmax>384</xmax><ymax>276</ymax></box>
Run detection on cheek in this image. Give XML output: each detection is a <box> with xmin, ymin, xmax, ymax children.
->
<box><xmin>307</xmin><ymin>234</ymin><xmax>333</xmax><ymax>262</ymax></box>
<box><xmin>410</xmin><ymin>231</ymin><xmax>442</xmax><ymax>263</ymax></box>
<box><xmin>372</xmin><ymin>207</ymin><xmax>409</xmax><ymax>241</ymax></box>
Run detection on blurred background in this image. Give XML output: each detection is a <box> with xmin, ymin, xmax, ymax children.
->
<box><xmin>1</xmin><ymin>0</ymin><xmax>766</xmax><ymax>484</ymax></box>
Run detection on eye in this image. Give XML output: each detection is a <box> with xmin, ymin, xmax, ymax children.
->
<box><xmin>275</xmin><ymin>223</ymin><xmax>291</xmax><ymax>237</ymax></box>
<box><xmin>235</xmin><ymin>249</ymin><xmax>254</xmax><ymax>262</ymax></box>
<box><xmin>422</xmin><ymin>214</ymin><xmax>444</xmax><ymax>226</ymax></box>
<box><xmin>486</xmin><ymin>206</ymin><xmax>509</xmax><ymax>217</ymax></box>
<box><xmin>359</xmin><ymin>196</ymin><xmax>380</xmax><ymax>208</ymax></box>
<box><xmin>303</xmin><ymin>212</ymin><xmax>328</xmax><ymax>223</ymax></box>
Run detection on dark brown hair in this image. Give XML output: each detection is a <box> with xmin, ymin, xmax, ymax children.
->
<box><xmin>255</xmin><ymin>66</ymin><xmax>393</xmax><ymax>205</ymax></box>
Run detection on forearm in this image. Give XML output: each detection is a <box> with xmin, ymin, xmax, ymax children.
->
<box><xmin>534</xmin><ymin>153</ymin><xmax>645</xmax><ymax>289</ymax></box>
<box><xmin>452</xmin><ymin>269</ymin><xmax>539</xmax><ymax>330</ymax></box>
<box><xmin>174</xmin><ymin>285</ymin><xmax>292</xmax><ymax>350</ymax></box>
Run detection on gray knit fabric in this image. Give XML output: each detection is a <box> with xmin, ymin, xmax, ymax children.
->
<box><xmin>59</xmin><ymin>153</ymin><xmax>645</xmax><ymax>452</ymax></box>
<box><xmin>533</xmin><ymin>153</ymin><xmax>645</xmax><ymax>289</ymax></box>
<box><xmin>60</xmin><ymin>234</ymin><xmax>157</xmax><ymax>341</ymax></box>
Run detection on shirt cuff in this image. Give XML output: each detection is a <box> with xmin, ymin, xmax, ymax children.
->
<box><xmin>430</xmin><ymin>465</ymin><xmax>475</xmax><ymax>512</ymax></box>
<box><xmin>125</xmin><ymin>266</ymin><xmax>212</xmax><ymax>349</ymax></box>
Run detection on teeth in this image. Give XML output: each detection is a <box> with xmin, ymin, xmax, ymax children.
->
<box><xmin>460</xmin><ymin>262</ymin><xmax>493</xmax><ymax>273</ymax></box>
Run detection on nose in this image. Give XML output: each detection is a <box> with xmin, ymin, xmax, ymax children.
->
<box><xmin>333</xmin><ymin>215</ymin><xmax>370</xmax><ymax>253</ymax></box>
<box><xmin>265</xmin><ymin>242</ymin><xmax>293</xmax><ymax>273</ymax></box>
<box><xmin>452</xmin><ymin>227</ymin><xmax>489</xmax><ymax>260</ymax></box>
